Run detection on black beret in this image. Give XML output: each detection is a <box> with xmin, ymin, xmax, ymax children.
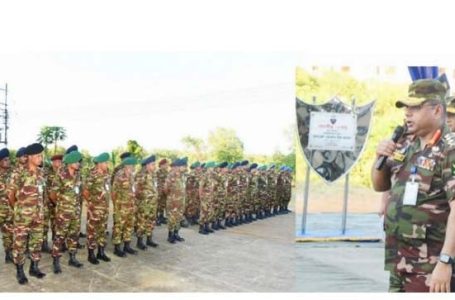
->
<box><xmin>218</xmin><ymin>161</ymin><xmax>228</xmax><ymax>168</ymax></box>
<box><xmin>249</xmin><ymin>163</ymin><xmax>258</xmax><ymax>171</ymax></box>
<box><xmin>241</xmin><ymin>160</ymin><xmax>249</xmax><ymax>166</ymax></box>
<box><xmin>232</xmin><ymin>162</ymin><xmax>240</xmax><ymax>169</ymax></box>
<box><xmin>0</xmin><ymin>148</ymin><xmax>9</xmax><ymax>160</ymax></box>
<box><xmin>200</xmin><ymin>163</ymin><xmax>206</xmax><ymax>168</ymax></box>
<box><xmin>25</xmin><ymin>143</ymin><xmax>44</xmax><ymax>155</ymax></box>
<box><xmin>141</xmin><ymin>155</ymin><xmax>156</xmax><ymax>166</ymax></box>
<box><xmin>120</xmin><ymin>152</ymin><xmax>131</xmax><ymax>160</ymax></box>
<box><xmin>65</xmin><ymin>145</ymin><xmax>78</xmax><ymax>154</ymax></box>
<box><xmin>16</xmin><ymin>147</ymin><xmax>26</xmax><ymax>158</ymax></box>
<box><xmin>171</xmin><ymin>158</ymin><xmax>179</xmax><ymax>167</ymax></box>
<box><xmin>181</xmin><ymin>157</ymin><xmax>188</xmax><ymax>166</ymax></box>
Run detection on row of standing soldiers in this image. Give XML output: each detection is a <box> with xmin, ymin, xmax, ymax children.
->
<box><xmin>0</xmin><ymin>143</ymin><xmax>293</xmax><ymax>285</ymax></box>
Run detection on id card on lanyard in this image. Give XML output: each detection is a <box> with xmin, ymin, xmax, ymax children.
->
<box><xmin>403</xmin><ymin>166</ymin><xmax>418</xmax><ymax>206</ymax></box>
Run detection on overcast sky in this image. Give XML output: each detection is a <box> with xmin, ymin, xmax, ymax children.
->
<box><xmin>0</xmin><ymin>52</ymin><xmax>297</xmax><ymax>155</ymax></box>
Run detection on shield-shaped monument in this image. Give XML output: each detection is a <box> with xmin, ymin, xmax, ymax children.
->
<box><xmin>296</xmin><ymin>97</ymin><xmax>375</xmax><ymax>183</ymax></box>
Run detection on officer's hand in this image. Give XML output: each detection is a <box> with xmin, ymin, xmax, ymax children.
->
<box><xmin>376</xmin><ymin>139</ymin><xmax>402</xmax><ymax>158</ymax></box>
<box><xmin>429</xmin><ymin>262</ymin><xmax>452</xmax><ymax>292</ymax></box>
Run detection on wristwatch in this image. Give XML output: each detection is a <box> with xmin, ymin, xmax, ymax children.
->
<box><xmin>439</xmin><ymin>253</ymin><xmax>455</xmax><ymax>265</ymax></box>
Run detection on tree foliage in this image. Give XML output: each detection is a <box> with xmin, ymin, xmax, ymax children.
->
<box><xmin>207</xmin><ymin>127</ymin><xmax>244</xmax><ymax>163</ymax></box>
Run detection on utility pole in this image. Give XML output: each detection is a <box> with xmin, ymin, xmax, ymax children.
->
<box><xmin>0</xmin><ymin>83</ymin><xmax>8</xmax><ymax>146</ymax></box>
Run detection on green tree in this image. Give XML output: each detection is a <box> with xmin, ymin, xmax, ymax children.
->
<box><xmin>207</xmin><ymin>127</ymin><xmax>244</xmax><ymax>162</ymax></box>
<box><xmin>181</xmin><ymin>135</ymin><xmax>207</xmax><ymax>162</ymax></box>
<box><xmin>37</xmin><ymin>126</ymin><xmax>67</xmax><ymax>155</ymax></box>
<box><xmin>126</xmin><ymin>140</ymin><xmax>146</xmax><ymax>160</ymax></box>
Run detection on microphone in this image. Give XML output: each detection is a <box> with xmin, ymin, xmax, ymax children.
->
<box><xmin>375</xmin><ymin>125</ymin><xmax>406</xmax><ymax>170</ymax></box>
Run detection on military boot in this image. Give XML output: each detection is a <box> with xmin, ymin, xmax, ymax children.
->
<box><xmin>161</xmin><ymin>215</ymin><xmax>168</xmax><ymax>224</ymax></box>
<box><xmin>79</xmin><ymin>232</ymin><xmax>87</xmax><ymax>238</ymax></box>
<box><xmin>146</xmin><ymin>235</ymin><xmax>158</xmax><ymax>247</ymax></box>
<box><xmin>68</xmin><ymin>252</ymin><xmax>83</xmax><ymax>268</ymax></box>
<box><xmin>124</xmin><ymin>241</ymin><xmax>138</xmax><ymax>255</ymax></box>
<box><xmin>88</xmin><ymin>249</ymin><xmax>99</xmax><ymax>265</ymax></box>
<box><xmin>217</xmin><ymin>219</ymin><xmax>226</xmax><ymax>230</ymax></box>
<box><xmin>136</xmin><ymin>237</ymin><xmax>147</xmax><ymax>250</ymax></box>
<box><xmin>53</xmin><ymin>256</ymin><xmax>62</xmax><ymax>274</ymax></box>
<box><xmin>180</xmin><ymin>218</ymin><xmax>190</xmax><ymax>228</ymax></box>
<box><xmin>97</xmin><ymin>247</ymin><xmax>111</xmax><ymax>262</ymax></box>
<box><xmin>211</xmin><ymin>221</ymin><xmax>219</xmax><ymax>231</ymax></box>
<box><xmin>114</xmin><ymin>244</ymin><xmax>126</xmax><ymax>257</ymax></box>
<box><xmin>205</xmin><ymin>223</ymin><xmax>214</xmax><ymax>233</ymax></box>
<box><xmin>198</xmin><ymin>224</ymin><xmax>209</xmax><ymax>235</ymax></box>
<box><xmin>29</xmin><ymin>261</ymin><xmax>46</xmax><ymax>279</ymax></box>
<box><xmin>174</xmin><ymin>230</ymin><xmax>185</xmax><ymax>242</ymax></box>
<box><xmin>5</xmin><ymin>248</ymin><xmax>13</xmax><ymax>264</ymax></box>
<box><xmin>16</xmin><ymin>264</ymin><xmax>28</xmax><ymax>285</ymax></box>
<box><xmin>225</xmin><ymin>218</ymin><xmax>232</xmax><ymax>227</ymax></box>
<box><xmin>167</xmin><ymin>231</ymin><xmax>176</xmax><ymax>243</ymax></box>
<box><xmin>41</xmin><ymin>240</ymin><xmax>51</xmax><ymax>253</ymax></box>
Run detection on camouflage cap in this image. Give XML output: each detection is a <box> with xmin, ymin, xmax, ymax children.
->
<box><xmin>63</xmin><ymin>151</ymin><xmax>82</xmax><ymax>164</ymax></box>
<box><xmin>396</xmin><ymin>79</ymin><xmax>447</xmax><ymax>108</ymax></box>
<box><xmin>447</xmin><ymin>96</ymin><xmax>455</xmax><ymax>114</ymax></box>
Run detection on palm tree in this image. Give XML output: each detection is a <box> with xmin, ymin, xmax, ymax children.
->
<box><xmin>37</xmin><ymin>126</ymin><xmax>67</xmax><ymax>155</ymax></box>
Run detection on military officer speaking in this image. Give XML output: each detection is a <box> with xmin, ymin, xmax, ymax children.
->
<box><xmin>372</xmin><ymin>79</ymin><xmax>455</xmax><ymax>292</ymax></box>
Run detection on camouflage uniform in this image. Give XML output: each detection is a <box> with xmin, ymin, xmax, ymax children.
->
<box><xmin>249</xmin><ymin>170</ymin><xmax>260</xmax><ymax>216</ymax></box>
<box><xmin>237</xmin><ymin>168</ymin><xmax>249</xmax><ymax>221</ymax></box>
<box><xmin>199</xmin><ymin>168</ymin><xmax>214</xmax><ymax>226</ymax></box>
<box><xmin>45</xmin><ymin>166</ymin><xmax>59</xmax><ymax>240</ymax></box>
<box><xmin>185</xmin><ymin>168</ymin><xmax>200</xmax><ymax>223</ymax></box>
<box><xmin>384</xmin><ymin>127</ymin><xmax>455</xmax><ymax>292</ymax></box>
<box><xmin>84</xmin><ymin>167</ymin><xmax>111</xmax><ymax>250</ymax></box>
<box><xmin>257</xmin><ymin>169</ymin><xmax>268</xmax><ymax>216</ymax></box>
<box><xmin>156</xmin><ymin>167</ymin><xmax>168</xmax><ymax>222</ymax></box>
<box><xmin>112</xmin><ymin>167</ymin><xmax>136</xmax><ymax>245</ymax></box>
<box><xmin>212</xmin><ymin>168</ymin><xmax>224</xmax><ymax>224</ymax></box>
<box><xmin>135</xmin><ymin>168</ymin><xmax>158</xmax><ymax>238</ymax></box>
<box><xmin>0</xmin><ymin>167</ymin><xmax>13</xmax><ymax>259</ymax></box>
<box><xmin>8</xmin><ymin>167</ymin><xmax>45</xmax><ymax>265</ymax></box>
<box><xmin>51</xmin><ymin>167</ymin><xmax>82</xmax><ymax>257</ymax></box>
<box><xmin>165</xmin><ymin>168</ymin><xmax>185</xmax><ymax>232</ymax></box>
<box><xmin>226</xmin><ymin>169</ymin><xmax>238</xmax><ymax>221</ymax></box>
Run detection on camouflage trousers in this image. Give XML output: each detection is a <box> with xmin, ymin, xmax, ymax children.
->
<box><xmin>210</xmin><ymin>197</ymin><xmax>219</xmax><ymax>223</ymax></box>
<box><xmin>13</xmin><ymin>208</ymin><xmax>44</xmax><ymax>265</ymax></box>
<box><xmin>86</xmin><ymin>206</ymin><xmax>108</xmax><ymax>250</ymax></box>
<box><xmin>184</xmin><ymin>191</ymin><xmax>200</xmax><ymax>219</ymax></box>
<box><xmin>136</xmin><ymin>198</ymin><xmax>158</xmax><ymax>238</ymax></box>
<box><xmin>215</xmin><ymin>196</ymin><xmax>226</xmax><ymax>220</ymax></box>
<box><xmin>43</xmin><ymin>202</ymin><xmax>56</xmax><ymax>242</ymax></box>
<box><xmin>166</xmin><ymin>198</ymin><xmax>184</xmax><ymax>232</ymax></box>
<box><xmin>157</xmin><ymin>193</ymin><xmax>167</xmax><ymax>217</ymax></box>
<box><xmin>225</xmin><ymin>194</ymin><xmax>236</xmax><ymax>218</ymax></box>
<box><xmin>113</xmin><ymin>204</ymin><xmax>135</xmax><ymax>244</ymax></box>
<box><xmin>198</xmin><ymin>196</ymin><xmax>211</xmax><ymax>225</ymax></box>
<box><xmin>52</xmin><ymin>209</ymin><xmax>81</xmax><ymax>257</ymax></box>
<box><xmin>0</xmin><ymin>203</ymin><xmax>13</xmax><ymax>251</ymax></box>
<box><xmin>389</xmin><ymin>270</ymin><xmax>455</xmax><ymax>292</ymax></box>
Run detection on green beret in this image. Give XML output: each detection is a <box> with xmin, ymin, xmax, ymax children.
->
<box><xmin>93</xmin><ymin>152</ymin><xmax>110</xmax><ymax>163</ymax></box>
<box><xmin>63</xmin><ymin>151</ymin><xmax>82</xmax><ymax>164</ymax></box>
<box><xmin>190</xmin><ymin>161</ymin><xmax>200</xmax><ymax>169</ymax></box>
<box><xmin>123</xmin><ymin>157</ymin><xmax>137</xmax><ymax>165</ymax></box>
<box><xmin>205</xmin><ymin>161</ymin><xmax>216</xmax><ymax>168</ymax></box>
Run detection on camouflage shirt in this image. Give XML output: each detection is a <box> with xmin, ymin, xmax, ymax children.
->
<box><xmin>0</xmin><ymin>167</ymin><xmax>11</xmax><ymax>208</ymax></box>
<box><xmin>156</xmin><ymin>167</ymin><xmax>169</xmax><ymax>197</ymax></box>
<box><xmin>52</xmin><ymin>167</ymin><xmax>82</xmax><ymax>214</ymax></box>
<box><xmin>112</xmin><ymin>167</ymin><xmax>136</xmax><ymax>208</ymax></box>
<box><xmin>385</xmin><ymin>126</ymin><xmax>455</xmax><ymax>274</ymax></box>
<box><xmin>8</xmin><ymin>167</ymin><xmax>46</xmax><ymax>221</ymax></box>
<box><xmin>84</xmin><ymin>167</ymin><xmax>111</xmax><ymax>209</ymax></box>
<box><xmin>135</xmin><ymin>168</ymin><xmax>158</xmax><ymax>202</ymax></box>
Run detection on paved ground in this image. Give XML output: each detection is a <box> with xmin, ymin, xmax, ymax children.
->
<box><xmin>295</xmin><ymin>241</ymin><xmax>389</xmax><ymax>292</ymax></box>
<box><xmin>0</xmin><ymin>212</ymin><xmax>295</xmax><ymax>292</ymax></box>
